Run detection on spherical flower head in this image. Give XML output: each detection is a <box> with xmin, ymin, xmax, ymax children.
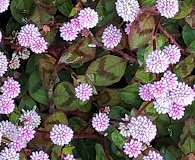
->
<box><xmin>124</xmin><ymin>22</ymin><xmax>132</xmax><ymax>34</ymax></box>
<box><xmin>118</xmin><ymin>114</ymin><xmax>131</xmax><ymax>137</ymax></box>
<box><xmin>18</xmin><ymin>125</ymin><xmax>36</xmax><ymax>142</ymax></box>
<box><xmin>115</xmin><ymin>0</ymin><xmax>140</xmax><ymax>22</ymax></box>
<box><xmin>30</xmin><ymin>150</ymin><xmax>50</xmax><ymax>160</ymax></box>
<box><xmin>64</xmin><ymin>154</ymin><xmax>76</xmax><ymax>160</ymax></box>
<box><xmin>30</xmin><ymin>37</ymin><xmax>48</xmax><ymax>54</ymax></box>
<box><xmin>70</xmin><ymin>18</ymin><xmax>83</xmax><ymax>31</ymax></box>
<box><xmin>1</xmin><ymin>77</ymin><xmax>21</xmax><ymax>98</ymax></box>
<box><xmin>0</xmin><ymin>51</ymin><xmax>8</xmax><ymax>77</ymax></box>
<box><xmin>9</xmin><ymin>53</ymin><xmax>20</xmax><ymax>70</ymax></box>
<box><xmin>143</xmin><ymin>150</ymin><xmax>163</xmax><ymax>160</ymax></box>
<box><xmin>139</xmin><ymin>83</ymin><xmax>154</xmax><ymax>101</ymax></box>
<box><xmin>156</xmin><ymin>0</ymin><xmax>179</xmax><ymax>18</ymax></box>
<box><xmin>163</xmin><ymin>44</ymin><xmax>181</xmax><ymax>64</ymax></box>
<box><xmin>123</xmin><ymin>139</ymin><xmax>142</xmax><ymax>158</ymax></box>
<box><xmin>0</xmin><ymin>147</ymin><xmax>20</xmax><ymax>160</ymax></box>
<box><xmin>0</xmin><ymin>0</ymin><xmax>10</xmax><ymax>13</ymax></box>
<box><xmin>75</xmin><ymin>83</ymin><xmax>93</xmax><ymax>101</ymax></box>
<box><xmin>150</xmin><ymin>80</ymin><xmax>168</xmax><ymax>98</ymax></box>
<box><xmin>92</xmin><ymin>112</ymin><xmax>110</xmax><ymax>132</ymax></box>
<box><xmin>168</xmin><ymin>103</ymin><xmax>185</xmax><ymax>120</ymax></box>
<box><xmin>8</xmin><ymin>137</ymin><xmax>27</xmax><ymax>152</ymax></box>
<box><xmin>102</xmin><ymin>24</ymin><xmax>122</xmax><ymax>49</ymax></box>
<box><xmin>146</xmin><ymin>50</ymin><xmax>169</xmax><ymax>73</ymax></box>
<box><xmin>128</xmin><ymin>116</ymin><xmax>157</xmax><ymax>143</ymax></box>
<box><xmin>0</xmin><ymin>120</ymin><xmax>18</xmax><ymax>141</ymax></box>
<box><xmin>153</xmin><ymin>93</ymin><xmax>172</xmax><ymax>114</ymax></box>
<box><xmin>161</xmin><ymin>70</ymin><xmax>178</xmax><ymax>90</ymax></box>
<box><xmin>78</xmin><ymin>7</ymin><xmax>99</xmax><ymax>29</ymax></box>
<box><xmin>60</xmin><ymin>22</ymin><xmax>79</xmax><ymax>41</ymax></box>
<box><xmin>0</xmin><ymin>31</ymin><xmax>2</xmax><ymax>42</ymax></box>
<box><xmin>170</xmin><ymin>82</ymin><xmax>194</xmax><ymax>106</ymax></box>
<box><xmin>50</xmin><ymin>124</ymin><xmax>74</xmax><ymax>146</ymax></box>
<box><xmin>0</xmin><ymin>95</ymin><xmax>15</xmax><ymax>114</ymax></box>
<box><xmin>17</xmin><ymin>24</ymin><xmax>41</xmax><ymax>47</ymax></box>
<box><xmin>19</xmin><ymin>109</ymin><xmax>41</xmax><ymax>129</ymax></box>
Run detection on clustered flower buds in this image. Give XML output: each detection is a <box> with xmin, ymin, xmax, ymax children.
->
<box><xmin>60</xmin><ymin>7</ymin><xmax>98</xmax><ymax>41</ymax></box>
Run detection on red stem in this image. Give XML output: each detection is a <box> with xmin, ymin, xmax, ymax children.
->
<box><xmin>135</xmin><ymin>101</ymin><xmax>153</xmax><ymax>118</ymax></box>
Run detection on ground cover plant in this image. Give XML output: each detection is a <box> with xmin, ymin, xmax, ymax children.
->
<box><xmin>0</xmin><ymin>0</ymin><xmax>195</xmax><ymax>159</ymax></box>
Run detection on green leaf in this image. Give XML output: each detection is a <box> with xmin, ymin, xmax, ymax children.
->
<box><xmin>155</xmin><ymin>114</ymin><xmax>170</xmax><ymax>137</ymax></box>
<box><xmin>182</xmin><ymin>24</ymin><xmax>195</xmax><ymax>46</ymax></box>
<box><xmin>72</xmin><ymin>139</ymin><xmax>89</xmax><ymax>160</ymax></box>
<box><xmin>142</xmin><ymin>102</ymin><xmax>158</xmax><ymax>121</ymax></box>
<box><xmin>68</xmin><ymin>7</ymin><xmax>77</xmax><ymax>17</ymax></box>
<box><xmin>59</xmin><ymin>38</ymin><xmax>96</xmax><ymax>64</ymax></box>
<box><xmin>95</xmin><ymin>143</ymin><xmax>108</xmax><ymax>160</ymax></box>
<box><xmin>109</xmin><ymin>106</ymin><xmax>129</xmax><ymax>119</ymax></box>
<box><xmin>62</xmin><ymin>145</ymin><xmax>75</xmax><ymax>155</ymax></box>
<box><xmin>178</xmin><ymin>117</ymin><xmax>195</xmax><ymax>154</ymax></box>
<box><xmin>174</xmin><ymin>53</ymin><xmax>195</xmax><ymax>78</ymax></box>
<box><xmin>69</xmin><ymin>117</ymin><xmax>87</xmax><ymax>133</ymax></box>
<box><xmin>45</xmin><ymin>28</ymin><xmax>58</xmax><ymax>45</ymax></box>
<box><xmin>57</xmin><ymin>0</ymin><xmax>74</xmax><ymax>17</ymax></box>
<box><xmin>168</xmin><ymin>123</ymin><xmax>183</xmax><ymax>144</ymax></box>
<box><xmin>6</xmin><ymin>17</ymin><xmax>21</xmax><ymax>36</ymax></box>
<box><xmin>119</xmin><ymin>83</ymin><xmax>143</xmax><ymax>106</ymax></box>
<box><xmin>174</xmin><ymin>0</ymin><xmax>195</xmax><ymax>19</ymax></box>
<box><xmin>53</xmin><ymin>82</ymin><xmax>79</xmax><ymax>111</ymax></box>
<box><xmin>135</xmin><ymin>68</ymin><xmax>156</xmax><ymax>83</ymax></box>
<box><xmin>160</xmin><ymin>147</ymin><xmax>177</xmax><ymax>160</ymax></box>
<box><xmin>51</xmin><ymin>145</ymin><xmax>62</xmax><ymax>160</ymax></box>
<box><xmin>26</xmin><ymin>54</ymin><xmax>45</xmax><ymax>74</ymax></box>
<box><xmin>139</xmin><ymin>0</ymin><xmax>156</xmax><ymax>6</ymax></box>
<box><xmin>185</xmin><ymin>10</ymin><xmax>195</xmax><ymax>29</ymax></box>
<box><xmin>86</xmin><ymin>55</ymin><xmax>127</xmax><ymax>86</ymax></box>
<box><xmin>128</xmin><ymin>14</ymin><xmax>155</xmax><ymax>50</ymax></box>
<box><xmin>18</xmin><ymin>95</ymin><xmax>36</xmax><ymax>111</ymax></box>
<box><xmin>96</xmin><ymin>0</ymin><xmax>116</xmax><ymax>26</ymax></box>
<box><xmin>44</xmin><ymin>111</ymin><xmax>68</xmax><ymax>130</ymax></box>
<box><xmin>125</xmin><ymin>64</ymin><xmax>139</xmax><ymax>83</ymax></box>
<box><xmin>30</xmin><ymin>6</ymin><xmax>54</xmax><ymax>28</ymax></box>
<box><xmin>111</xmin><ymin>130</ymin><xmax>125</xmax><ymax>148</ymax></box>
<box><xmin>10</xmin><ymin>0</ymin><xmax>34</xmax><ymax>24</ymax></box>
<box><xmin>28</xmin><ymin>71</ymin><xmax>49</xmax><ymax>106</ymax></box>
<box><xmin>9</xmin><ymin>112</ymin><xmax>20</xmax><ymax>124</ymax></box>
<box><xmin>97</xmin><ymin>89</ymin><xmax>121</xmax><ymax>107</ymax></box>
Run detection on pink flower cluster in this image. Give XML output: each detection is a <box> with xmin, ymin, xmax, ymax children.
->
<box><xmin>17</xmin><ymin>24</ymin><xmax>48</xmax><ymax>54</ymax></box>
<box><xmin>0</xmin><ymin>108</ymin><xmax>42</xmax><ymax>158</ymax></box>
<box><xmin>75</xmin><ymin>83</ymin><xmax>93</xmax><ymax>101</ymax></box>
<box><xmin>50</xmin><ymin>124</ymin><xmax>74</xmax><ymax>146</ymax></box>
<box><xmin>156</xmin><ymin>0</ymin><xmax>179</xmax><ymax>18</ymax></box>
<box><xmin>0</xmin><ymin>120</ymin><xmax>36</xmax><ymax>152</ymax></box>
<box><xmin>92</xmin><ymin>112</ymin><xmax>110</xmax><ymax>132</ymax></box>
<box><xmin>139</xmin><ymin>71</ymin><xmax>194</xmax><ymax>119</ymax></box>
<box><xmin>0</xmin><ymin>0</ymin><xmax>10</xmax><ymax>13</ymax></box>
<box><xmin>118</xmin><ymin>115</ymin><xmax>161</xmax><ymax>158</ymax></box>
<box><xmin>115</xmin><ymin>0</ymin><xmax>140</xmax><ymax>22</ymax></box>
<box><xmin>102</xmin><ymin>24</ymin><xmax>122</xmax><ymax>49</ymax></box>
<box><xmin>118</xmin><ymin>115</ymin><xmax>157</xmax><ymax>143</ymax></box>
<box><xmin>60</xmin><ymin>7</ymin><xmax>98</xmax><ymax>41</ymax></box>
<box><xmin>146</xmin><ymin>44</ymin><xmax>181</xmax><ymax>73</ymax></box>
<box><xmin>0</xmin><ymin>77</ymin><xmax>20</xmax><ymax>114</ymax></box>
